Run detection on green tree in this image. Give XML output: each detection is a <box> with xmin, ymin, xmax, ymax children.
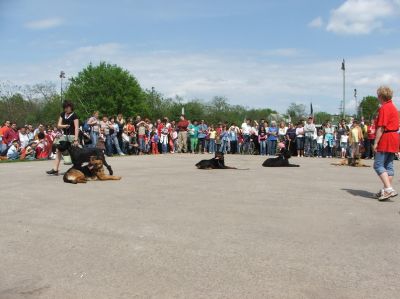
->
<box><xmin>286</xmin><ymin>103</ymin><xmax>306</xmax><ymax>123</ymax></box>
<box><xmin>314</xmin><ymin>111</ymin><xmax>332</xmax><ymax>124</ymax></box>
<box><xmin>359</xmin><ymin>96</ymin><xmax>379</xmax><ymax>121</ymax></box>
<box><xmin>64</xmin><ymin>62</ymin><xmax>147</xmax><ymax>120</ymax></box>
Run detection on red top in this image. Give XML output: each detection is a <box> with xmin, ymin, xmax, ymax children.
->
<box><xmin>367</xmin><ymin>124</ymin><xmax>376</xmax><ymax>140</ymax></box>
<box><xmin>376</xmin><ymin>100</ymin><xmax>399</xmax><ymax>153</ymax></box>
<box><xmin>177</xmin><ymin>120</ymin><xmax>189</xmax><ymax>132</ymax></box>
<box><xmin>3</xmin><ymin>128</ymin><xmax>19</xmax><ymax>145</ymax></box>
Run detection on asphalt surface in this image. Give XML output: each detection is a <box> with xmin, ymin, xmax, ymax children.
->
<box><xmin>1</xmin><ymin>154</ymin><xmax>400</xmax><ymax>299</ymax></box>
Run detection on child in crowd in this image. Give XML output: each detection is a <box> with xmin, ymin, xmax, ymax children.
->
<box><xmin>258</xmin><ymin>126</ymin><xmax>267</xmax><ymax>156</ymax></box>
<box><xmin>150</xmin><ymin>129</ymin><xmax>159</xmax><ymax>155</ymax></box>
<box><xmin>160</xmin><ymin>126</ymin><xmax>169</xmax><ymax>154</ymax></box>
<box><xmin>340</xmin><ymin>131</ymin><xmax>349</xmax><ymax>159</ymax></box>
<box><xmin>7</xmin><ymin>140</ymin><xmax>20</xmax><ymax>160</ymax></box>
<box><xmin>208</xmin><ymin>126</ymin><xmax>216</xmax><ymax>154</ymax></box>
<box><xmin>316</xmin><ymin>130</ymin><xmax>324</xmax><ymax>158</ymax></box>
<box><xmin>219</xmin><ymin>126</ymin><xmax>230</xmax><ymax>154</ymax></box>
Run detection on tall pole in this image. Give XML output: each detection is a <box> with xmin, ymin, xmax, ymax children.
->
<box><xmin>60</xmin><ymin>70</ymin><xmax>65</xmax><ymax>106</ymax></box>
<box><xmin>354</xmin><ymin>88</ymin><xmax>357</xmax><ymax>118</ymax></box>
<box><xmin>341</xmin><ymin>59</ymin><xmax>346</xmax><ymax>119</ymax></box>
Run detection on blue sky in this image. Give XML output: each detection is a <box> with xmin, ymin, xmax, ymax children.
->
<box><xmin>1</xmin><ymin>0</ymin><xmax>400</xmax><ymax>113</ymax></box>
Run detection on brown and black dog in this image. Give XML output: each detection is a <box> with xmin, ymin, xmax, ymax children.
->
<box><xmin>196</xmin><ymin>152</ymin><xmax>242</xmax><ymax>170</ymax></box>
<box><xmin>63</xmin><ymin>156</ymin><xmax>121</xmax><ymax>184</ymax></box>
<box><xmin>331</xmin><ymin>157</ymin><xmax>370</xmax><ymax>167</ymax></box>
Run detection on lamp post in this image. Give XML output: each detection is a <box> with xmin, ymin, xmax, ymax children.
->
<box><xmin>341</xmin><ymin>59</ymin><xmax>346</xmax><ymax>119</ymax></box>
<box><xmin>354</xmin><ymin>88</ymin><xmax>357</xmax><ymax>118</ymax></box>
<box><xmin>59</xmin><ymin>70</ymin><xmax>65</xmax><ymax>106</ymax></box>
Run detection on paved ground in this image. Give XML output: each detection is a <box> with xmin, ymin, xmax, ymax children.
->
<box><xmin>1</xmin><ymin>154</ymin><xmax>400</xmax><ymax>299</ymax></box>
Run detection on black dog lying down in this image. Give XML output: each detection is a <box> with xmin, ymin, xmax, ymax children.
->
<box><xmin>57</xmin><ymin>140</ymin><xmax>114</xmax><ymax>175</ymax></box>
<box><xmin>262</xmin><ymin>148</ymin><xmax>299</xmax><ymax>167</ymax></box>
<box><xmin>196</xmin><ymin>152</ymin><xmax>240</xmax><ymax>169</ymax></box>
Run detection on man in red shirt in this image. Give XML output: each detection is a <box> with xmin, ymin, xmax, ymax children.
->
<box><xmin>177</xmin><ymin>115</ymin><xmax>189</xmax><ymax>153</ymax></box>
<box><xmin>0</xmin><ymin>120</ymin><xmax>11</xmax><ymax>155</ymax></box>
<box><xmin>3</xmin><ymin>122</ymin><xmax>19</xmax><ymax>146</ymax></box>
<box><xmin>373</xmin><ymin>86</ymin><xmax>399</xmax><ymax>201</ymax></box>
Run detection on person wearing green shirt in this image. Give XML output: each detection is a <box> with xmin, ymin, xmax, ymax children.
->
<box><xmin>188</xmin><ymin>120</ymin><xmax>199</xmax><ymax>153</ymax></box>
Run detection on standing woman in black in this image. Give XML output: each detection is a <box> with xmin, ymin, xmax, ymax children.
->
<box><xmin>46</xmin><ymin>101</ymin><xmax>79</xmax><ymax>175</ymax></box>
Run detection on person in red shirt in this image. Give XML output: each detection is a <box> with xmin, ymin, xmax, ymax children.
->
<box><xmin>176</xmin><ymin>115</ymin><xmax>189</xmax><ymax>153</ymax></box>
<box><xmin>365</xmin><ymin>120</ymin><xmax>376</xmax><ymax>159</ymax></box>
<box><xmin>3</xmin><ymin>122</ymin><xmax>19</xmax><ymax>146</ymax></box>
<box><xmin>373</xmin><ymin>86</ymin><xmax>399</xmax><ymax>201</ymax></box>
<box><xmin>0</xmin><ymin>120</ymin><xmax>11</xmax><ymax>155</ymax></box>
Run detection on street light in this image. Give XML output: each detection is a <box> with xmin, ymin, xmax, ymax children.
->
<box><xmin>354</xmin><ymin>88</ymin><xmax>357</xmax><ymax>118</ymax></box>
<box><xmin>341</xmin><ymin>59</ymin><xmax>346</xmax><ymax>119</ymax></box>
<box><xmin>59</xmin><ymin>70</ymin><xmax>65</xmax><ymax>105</ymax></box>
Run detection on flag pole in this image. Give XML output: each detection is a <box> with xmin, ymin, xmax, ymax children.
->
<box><xmin>342</xmin><ymin>59</ymin><xmax>346</xmax><ymax>119</ymax></box>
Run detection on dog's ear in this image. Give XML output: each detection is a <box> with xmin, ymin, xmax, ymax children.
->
<box><xmin>89</xmin><ymin>156</ymin><xmax>97</xmax><ymax>163</ymax></box>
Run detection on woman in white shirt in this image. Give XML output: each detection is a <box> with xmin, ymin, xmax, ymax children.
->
<box><xmin>295</xmin><ymin>122</ymin><xmax>305</xmax><ymax>157</ymax></box>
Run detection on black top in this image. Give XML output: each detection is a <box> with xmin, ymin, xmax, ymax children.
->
<box><xmin>60</xmin><ymin>112</ymin><xmax>78</xmax><ymax>135</ymax></box>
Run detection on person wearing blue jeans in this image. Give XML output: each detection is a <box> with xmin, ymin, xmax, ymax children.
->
<box><xmin>258</xmin><ymin>126</ymin><xmax>267</xmax><ymax>156</ymax></box>
<box><xmin>267</xmin><ymin>121</ymin><xmax>278</xmax><ymax>156</ymax></box>
<box><xmin>373</xmin><ymin>86</ymin><xmax>399</xmax><ymax>201</ymax></box>
<box><xmin>87</xmin><ymin>111</ymin><xmax>100</xmax><ymax>148</ymax></box>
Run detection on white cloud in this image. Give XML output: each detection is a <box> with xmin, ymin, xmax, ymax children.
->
<box><xmin>326</xmin><ymin>0</ymin><xmax>398</xmax><ymax>35</ymax></box>
<box><xmin>308</xmin><ymin>17</ymin><xmax>324</xmax><ymax>28</ymax></box>
<box><xmin>25</xmin><ymin>17</ymin><xmax>64</xmax><ymax>30</ymax></box>
<box><xmin>1</xmin><ymin>44</ymin><xmax>400</xmax><ymax>114</ymax></box>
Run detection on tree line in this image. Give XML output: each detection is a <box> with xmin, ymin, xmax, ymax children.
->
<box><xmin>0</xmin><ymin>61</ymin><xmax>379</xmax><ymax>126</ymax></box>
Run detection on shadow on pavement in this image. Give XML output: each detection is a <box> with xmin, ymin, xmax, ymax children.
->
<box><xmin>341</xmin><ymin>188</ymin><xmax>390</xmax><ymax>201</ymax></box>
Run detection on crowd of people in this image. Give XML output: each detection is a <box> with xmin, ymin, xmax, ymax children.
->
<box><xmin>0</xmin><ymin>108</ymin><xmax>385</xmax><ymax>162</ymax></box>
<box><xmin>0</xmin><ymin>86</ymin><xmax>398</xmax><ymax>202</ymax></box>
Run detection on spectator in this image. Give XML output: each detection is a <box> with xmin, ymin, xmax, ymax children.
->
<box><xmin>0</xmin><ymin>120</ymin><xmax>11</xmax><ymax>155</ymax></box>
<box><xmin>365</xmin><ymin>120</ymin><xmax>376</xmax><ymax>159</ymax></box>
<box><xmin>316</xmin><ymin>130</ymin><xmax>324</xmax><ymax>158</ymax></box>
<box><xmin>304</xmin><ymin>117</ymin><xmax>316</xmax><ymax>157</ymax></box>
<box><xmin>197</xmin><ymin>120</ymin><xmax>208</xmax><ymax>154</ymax></box>
<box><xmin>278</xmin><ymin>121</ymin><xmax>288</xmax><ymax>142</ymax></box>
<box><xmin>208</xmin><ymin>126</ymin><xmax>216</xmax><ymax>154</ymax></box>
<box><xmin>219</xmin><ymin>125</ymin><xmax>230</xmax><ymax>154</ymax></box>
<box><xmin>177</xmin><ymin>115</ymin><xmax>189</xmax><ymax>153</ymax></box>
<box><xmin>110</xmin><ymin>116</ymin><xmax>125</xmax><ymax>156</ymax></box>
<box><xmin>150</xmin><ymin>128</ymin><xmax>159</xmax><ymax>155</ymax></box>
<box><xmin>286</xmin><ymin>123</ymin><xmax>297</xmax><ymax>156</ymax></box>
<box><xmin>295</xmin><ymin>122</ymin><xmax>305</xmax><ymax>157</ymax></box>
<box><xmin>241</xmin><ymin>119</ymin><xmax>252</xmax><ymax>153</ymax></box>
<box><xmin>267</xmin><ymin>121</ymin><xmax>278</xmax><ymax>156</ymax></box>
<box><xmin>87</xmin><ymin>111</ymin><xmax>100</xmax><ymax>148</ymax></box>
<box><xmin>3</xmin><ymin>122</ymin><xmax>19</xmax><ymax>147</ymax></box>
<box><xmin>229</xmin><ymin>123</ymin><xmax>240</xmax><ymax>154</ymax></box>
<box><xmin>258</xmin><ymin>126</ymin><xmax>267</xmax><ymax>156</ymax></box>
<box><xmin>160</xmin><ymin>120</ymin><xmax>170</xmax><ymax>154</ymax></box>
<box><xmin>7</xmin><ymin>140</ymin><xmax>20</xmax><ymax>160</ymax></box>
<box><xmin>340</xmin><ymin>131</ymin><xmax>349</xmax><ymax>159</ymax></box>
<box><xmin>324</xmin><ymin>122</ymin><xmax>335</xmax><ymax>158</ymax></box>
<box><xmin>19</xmin><ymin>127</ymin><xmax>30</xmax><ymax>148</ymax></box>
<box><xmin>349</xmin><ymin>120</ymin><xmax>363</xmax><ymax>159</ymax></box>
<box><xmin>100</xmin><ymin>116</ymin><xmax>113</xmax><ymax>156</ymax></box>
<box><xmin>188</xmin><ymin>120</ymin><xmax>199</xmax><ymax>153</ymax></box>
<box><xmin>373</xmin><ymin>86</ymin><xmax>399</xmax><ymax>200</ymax></box>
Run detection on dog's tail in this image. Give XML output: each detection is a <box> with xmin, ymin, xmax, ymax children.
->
<box><xmin>63</xmin><ymin>174</ymin><xmax>77</xmax><ymax>184</ymax></box>
<box><xmin>287</xmin><ymin>164</ymin><xmax>300</xmax><ymax>167</ymax></box>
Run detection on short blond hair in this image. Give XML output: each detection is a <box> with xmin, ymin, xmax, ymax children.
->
<box><xmin>377</xmin><ymin>86</ymin><xmax>393</xmax><ymax>102</ymax></box>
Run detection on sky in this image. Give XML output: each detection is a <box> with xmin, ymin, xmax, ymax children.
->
<box><xmin>1</xmin><ymin>0</ymin><xmax>400</xmax><ymax>114</ymax></box>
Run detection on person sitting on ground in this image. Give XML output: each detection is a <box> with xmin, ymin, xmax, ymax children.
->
<box><xmin>7</xmin><ymin>140</ymin><xmax>20</xmax><ymax>160</ymax></box>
